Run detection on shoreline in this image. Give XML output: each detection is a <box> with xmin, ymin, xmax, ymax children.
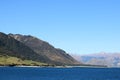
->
<box><xmin>0</xmin><ymin>65</ymin><xmax>118</xmax><ymax>68</ymax></box>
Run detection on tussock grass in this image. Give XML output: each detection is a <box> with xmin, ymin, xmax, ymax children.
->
<box><xmin>0</xmin><ymin>55</ymin><xmax>47</xmax><ymax>66</ymax></box>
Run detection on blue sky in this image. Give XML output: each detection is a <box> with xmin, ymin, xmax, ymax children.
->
<box><xmin>0</xmin><ymin>0</ymin><xmax>120</xmax><ymax>54</ymax></box>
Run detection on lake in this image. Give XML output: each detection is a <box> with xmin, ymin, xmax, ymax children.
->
<box><xmin>0</xmin><ymin>67</ymin><xmax>120</xmax><ymax>80</ymax></box>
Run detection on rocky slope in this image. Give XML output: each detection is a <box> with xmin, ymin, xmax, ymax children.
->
<box><xmin>0</xmin><ymin>32</ymin><xmax>50</xmax><ymax>64</ymax></box>
<box><xmin>0</xmin><ymin>32</ymin><xmax>79</xmax><ymax>65</ymax></box>
<box><xmin>9</xmin><ymin>33</ymin><xmax>79</xmax><ymax>65</ymax></box>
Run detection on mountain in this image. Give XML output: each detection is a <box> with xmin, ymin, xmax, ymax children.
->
<box><xmin>8</xmin><ymin>33</ymin><xmax>79</xmax><ymax>65</ymax></box>
<box><xmin>72</xmin><ymin>52</ymin><xmax>120</xmax><ymax>67</ymax></box>
<box><xmin>0</xmin><ymin>32</ymin><xmax>79</xmax><ymax>65</ymax></box>
<box><xmin>0</xmin><ymin>32</ymin><xmax>51</xmax><ymax>64</ymax></box>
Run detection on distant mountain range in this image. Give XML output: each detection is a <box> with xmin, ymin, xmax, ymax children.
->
<box><xmin>72</xmin><ymin>52</ymin><xmax>120</xmax><ymax>67</ymax></box>
<box><xmin>0</xmin><ymin>32</ymin><xmax>79</xmax><ymax>66</ymax></box>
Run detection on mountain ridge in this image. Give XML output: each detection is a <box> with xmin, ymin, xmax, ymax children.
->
<box><xmin>9</xmin><ymin>33</ymin><xmax>79</xmax><ymax>65</ymax></box>
<box><xmin>0</xmin><ymin>32</ymin><xmax>79</xmax><ymax>66</ymax></box>
<box><xmin>0</xmin><ymin>32</ymin><xmax>50</xmax><ymax>63</ymax></box>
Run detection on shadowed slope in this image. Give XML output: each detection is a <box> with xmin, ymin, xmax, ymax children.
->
<box><xmin>9</xmin><ymin>33</ymin><xmax>79</xmax><ymax>65</ymax></box>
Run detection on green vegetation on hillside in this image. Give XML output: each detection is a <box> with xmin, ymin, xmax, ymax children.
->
<box><xmin>0</xmin><ymin>55</ymin><xmax>48</xmax><ymax>66</ymax></box>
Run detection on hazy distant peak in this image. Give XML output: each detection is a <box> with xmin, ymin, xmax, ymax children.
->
<box><xmin>72</xmin><ymin>52</ymin><xmax>120</xmax><ymax>67</ymax></box>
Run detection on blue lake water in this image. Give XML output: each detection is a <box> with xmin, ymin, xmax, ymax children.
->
<box><xmin>0</xmin><ymin>67</ymin><xmax>120</xmax><ymax>80</ymax></box>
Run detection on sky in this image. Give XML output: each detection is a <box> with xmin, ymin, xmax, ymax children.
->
<box><xmin>0</xmin><ymin>0</ymin><xmax>120</xmax><ymax>54</ymax></box>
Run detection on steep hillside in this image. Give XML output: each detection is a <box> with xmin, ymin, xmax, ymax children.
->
<box><xmin>9</xmin><ymin>33</ymin><xmax>79</xmax><ymax>65</ymax></box>
<box><xmin>0</xmin><ymin>32</ymin><xmax>51</xmax><ymax>64</ymax></box>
